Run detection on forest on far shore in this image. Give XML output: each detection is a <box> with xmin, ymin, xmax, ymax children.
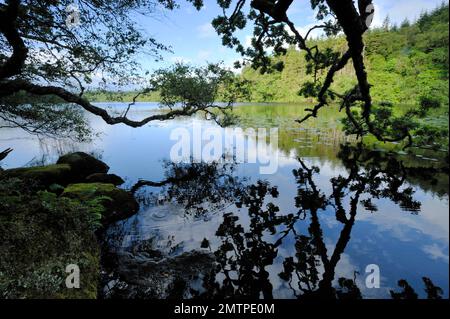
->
<box><xmin>86</xmin><ymin>3</ymin><xmax>449</xmax><ymax>108</ymax></box>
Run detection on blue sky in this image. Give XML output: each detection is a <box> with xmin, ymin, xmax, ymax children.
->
<box><xmin>137</xmin><ymin>0</ymin><xmax>447</xmax><ymax>72</ymax></box>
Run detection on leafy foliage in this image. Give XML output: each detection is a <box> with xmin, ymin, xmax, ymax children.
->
<box><xmin>242</xmin><ymin>4</ymin><xmax>448</xmax><ymax>107</ymax></box>
<box><xmin>0</xmin><ymin>1</ymin><xmax>235</xmax><ymax>138</ymax></box>
<box><xmin>0</xmin><ymin>95</ymin><xmax>92</xmax><ymax>141</ymax></box>
<box><xmin>237</xmin><ymin>3</ymin><xmax>449</xmax><ymax>150</ymax></box>
<box><xmin>147</xmin><ymin>63</ymin><xmax>249</xmax><ymax>126</ymax></box>
<box><xmin>138</xmin><ymin>144</ymin><xmax>445</xmax><ymax>299</ymax></box>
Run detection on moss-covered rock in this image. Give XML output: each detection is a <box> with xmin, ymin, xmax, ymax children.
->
<box><xmin>85</xmin><ymin>173</ymin><xmax>125</xmax><ymax>186</ymax></box>
<box><xmin>1</xmin><ymin>153</ymin><xmax>112</xmax><ymax>187</ymax></box>
<box><xmin>0</xmin><ymin>179</ymin><xmax>100</xmax><ymax>299</ymax></box>
<box><xmin>62</xmin><ymin>183</ymin><xmax>138</xmax><ymax>225</ymax></box>
<box><xmin>0</xmin><ymin>164</ymin><xmax>72</xmax><ymax>187</ymax></box>
<box><xmin>57</xmin><ymin>152</ymin><xmax>109</xmax><ymax>180</ymax></box>
<box><xmin>48</xmin><ymin>183</ymin><xmax>65</xmax><ymax>196</ymax></box>
<box><xmin>0</xmin><ymin>154</ymin><xmax>135</xmax><ymax>299</ymax></box>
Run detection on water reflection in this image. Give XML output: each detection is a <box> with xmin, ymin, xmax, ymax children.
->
<box><xmin>131</xmin><ymin>159</ymin><xmax>247</xmax><ymax>218</ymax></box>
<box><xmin>103</xmin><ymin>143</ymin><xmax>447</xmax><ymax>299</ymax></box>
<box><xmin>1</xmin><ymin>102</ymin><xmax>448</xmax><ymax>299</ymax></box>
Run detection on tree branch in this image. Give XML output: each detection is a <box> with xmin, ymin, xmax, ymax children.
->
<box><xmin>0</xmin><ymin>80</ymin><xmax>216</xmax><ymax>128</ymax></box>
<box><xmin>0</xmin><ymin>0</ymin><xmax>28</xmax><ymax>80</ymax></box>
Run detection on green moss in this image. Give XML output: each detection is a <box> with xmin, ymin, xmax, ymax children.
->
<box><xmin>0</xmin><ymin>179</ymin><xmax>100</xmax><ymax>299</ymax></box>
<box><xmin>5</xmin><ymin>164</ymin><xmax>71</xmax><ymax>175</ymax></box>
<box><xmin>63</xmin><ymin>183</ymin><xmax>117</xmax><ymax>197</ymax></box>
<box><xmin>0</xmin><ymin>156</ymin><xmax>135</xmax><ymax>298</ymax></box>
<box><xmin>0</xmin><ymin>164</ymin><xmax>72</xmax><ymax>186</ymax></box>
<box><xmin>62</xmin><ymin>183</ymin><xmax>138</xmax><ymax>225</ymax></box>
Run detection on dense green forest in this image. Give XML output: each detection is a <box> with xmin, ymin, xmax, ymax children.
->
<box><xmin>242</xmin><ymin>3</ymin><xmax>449</xmax><ymax>105</ymax></box>
<box><xmin>86</xmin><ymin>4</ymin><xmax>449</xmax><ymax>108</ymax></box>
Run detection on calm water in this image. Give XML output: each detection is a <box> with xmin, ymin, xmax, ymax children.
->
<box><xmin>0</xmin><ymin>102</ymin><xmax>448</xmax><ymax>299</ymax></box>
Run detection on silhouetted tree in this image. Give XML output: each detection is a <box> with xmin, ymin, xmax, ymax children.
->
<box><xmin>0</xmin><ymin>1</ymin><xmax>244</xmax><ymax>139</ymax></box>
<box><xmin>136</xmin><ymin>143</ymin><xmax>443</xmax><ymax>299</ymax></box>
<box><xmin>196</xmin><ymin>0</ymin><xmax>445</xmax><ymax>149</ymax></box>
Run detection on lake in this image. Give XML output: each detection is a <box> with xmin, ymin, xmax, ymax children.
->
<box><xmin>0</xmin><ymin>102</ymin><xmax>448</xmax><ymax>299</ymax></box>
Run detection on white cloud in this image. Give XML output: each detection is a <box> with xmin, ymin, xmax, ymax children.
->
<box><xmin>222</xmin><ymin>58</ymin><xmax>244</xmax><ymax>74</ymax></box>
<box><xmin>170</xmin><ymin>56</ymin><xmax>191</xmax><ymax>64</ymax></box>
<box><xmin>356</xmin><ymin>197</ymin><xmax>449</xmax><ymax>244</ymax></box>
<box><xmin>286</xmin><ymin>0</ymin><xmax>445</xmax><ymax>32</ymax></box>
<box><xmin>245</xmin><ymin>35</ymin><xmax>253</xmax><ymax>48</ymax></box>
<box><xmin>197</xmin><ymin>50</ymin><xmax>212</xmax><ymax>61</ymax></box>
<box><xmin>422</xmin><ymin>244</ymin><xmax>449</xmax><ymax>263</ymax></box>
<box><xmin>286</xmin><ymin>1</ymin><xmax>311</xmax><ymax>16</ymax></box>
<box><xmin>197</xmin><ymin>23</ymin><xmax>216</xmax><ymax>39</ymax></box>
<box><xmin>371</xmin><ymin>0</ymin><xmax>446</xmax><ymax>27</ymax></box>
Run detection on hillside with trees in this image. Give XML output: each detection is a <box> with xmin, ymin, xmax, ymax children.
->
<box><xmin>241</xmin><ymin>3</ymin><xmax>449</xmax><ymax>106</ymax></box>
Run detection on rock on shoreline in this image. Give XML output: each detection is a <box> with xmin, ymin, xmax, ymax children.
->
<box><xmin>0</xmin><ymin>152</ymin><xmax>138</xmax><ymax>299</ymax></box>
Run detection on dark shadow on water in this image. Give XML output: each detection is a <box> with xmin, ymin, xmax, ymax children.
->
<box><xmin>101</xmin><ymin>143</ymin><xmax>447</xmax><ymax>300</ymax></box>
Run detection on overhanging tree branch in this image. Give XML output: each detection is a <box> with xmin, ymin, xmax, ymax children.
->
<box><xmin>0</xmin><ymin>79</ymin><xmax>231</xmax><ymax>128</ymax></box>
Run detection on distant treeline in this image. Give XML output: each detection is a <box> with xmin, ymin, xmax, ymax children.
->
<box><xmin>84</xmin><ymin>90</ymin><xmax>161</xmax><ymax>103</ymax></box>
<box><xmin>51</xmin><ymin>4</ymin><xmax>450</xmax><ymax>107</ymax></box>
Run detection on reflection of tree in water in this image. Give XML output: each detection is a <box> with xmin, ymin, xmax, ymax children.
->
<box><xmin>390</xmin><ymin>277</ymin><xmax>444</xmax><ymax>300</ymax></box>
<box><xmin>128</xmin><ymin>145</ymin><xmax>445</xmax><ymax>299</ymax></box>
<box><xmin>132</xmin><ymin>158</ymin><xmax>247</xmax><ymax>218</ymax></box>
<box><xmin>196</xmin><ymin>180</ymin><xmax>286</xmax><ymax>299</ymax></box>
<box><xmin>277</xmin><ymin>144</ymin><xmax>427</xmax><ymax>299</ymax></box>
